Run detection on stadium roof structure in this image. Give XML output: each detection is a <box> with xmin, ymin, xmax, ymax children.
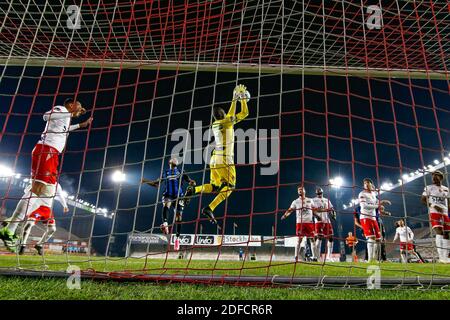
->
<box><xmin>0</xmin><ymin>1</ymin><xmax>448</xmax><ymax>78</ymax></box>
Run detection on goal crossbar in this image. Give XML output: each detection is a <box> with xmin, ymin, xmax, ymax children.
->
<box><xmin>0</xmin><ymin>57</ymin><xmax>447</xmax><ymax>80</ymax></box>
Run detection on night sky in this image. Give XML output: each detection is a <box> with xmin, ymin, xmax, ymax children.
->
<box><xmin>0</xmin><ymin>65</ymin><xmax>449</xmax><ymax>255</ymax></box>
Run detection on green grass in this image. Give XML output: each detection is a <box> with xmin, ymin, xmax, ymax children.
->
<box><xmin>0</xmin><ymin>254</ymin><xmax>449</xmax><ymax>300</ymax></box>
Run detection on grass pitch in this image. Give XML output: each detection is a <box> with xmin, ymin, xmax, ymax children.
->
<box><xmin>0</xmin><ymin>254</ymin><xmax>449</xmax><ymax>300</ymax></box>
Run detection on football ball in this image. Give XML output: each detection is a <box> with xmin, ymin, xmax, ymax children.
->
<box><xmin>242</xmin><ymin>90</ymin><xmax>250</xmax><ymax>103</ymax></box>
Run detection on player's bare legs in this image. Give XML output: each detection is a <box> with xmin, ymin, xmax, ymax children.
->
<box><xmin>18</xmin><ymin>218</ymin><xmax>36</xmax><ymax>255</ymax></box>
<box><xmin>312</xmin><ymin>235</ymin><xmax>321</xmax><ymax>262</ymax></box>
<box><xmin>315</xmin><ymin>234</ymin><xmax>334</xmax><ymax>262</ymax></box>
<box><xmin>0</xmin><ymin>180</ymin><xmax>47</xmax><ymax>250</ymax></box>
<box><xmin>35</xmin><ymin>223</ymin><xmax>56</xmax><ymax>255</ymax></box>
<box><xmin>366</xmin><ymin>236</ymin><xmax>380</xmax><ymax>262</ymax></box>
<box><xmin>295</xmin><ymin>236</ymin><xmax>307</xmax><ymax>261</ymax></box>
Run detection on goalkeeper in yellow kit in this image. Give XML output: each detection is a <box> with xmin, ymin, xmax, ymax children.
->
<box><xmin>184</xmin><ymin>84</ymin><xmax>249</xmax><ymax>226</ymax></box>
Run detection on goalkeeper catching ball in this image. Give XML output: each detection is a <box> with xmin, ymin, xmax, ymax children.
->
<box><xmin>184</xmin><ymin>84</ymin><xmax>250</xmax><ymax>226</ymax></box>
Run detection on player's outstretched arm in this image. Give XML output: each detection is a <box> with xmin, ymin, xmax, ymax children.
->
<box><xmin>142</xmin><ymin>178</ymin><xmax>159</xmax><ymax>187</ymax></box>
<box><xmin>235</xmin><ymin>85</ymin><xmax>249</xmax><ymax>122</ymax></box>
<box><xmin>78</xmin><ymin>117</ymin><xmax>93</xmax><ymax>128</ymax></box>
<box><xmin>55</xmin><ymin>183</ymin><xmax>69</xmax><ymax>214</ymax></box>
<box><xmin>281</xmin><ymin>207</ymin><xmax>294</xmax><ymax>220</ymax></box>
<box><xmin>182</xmin><ymin>174</ymin><xmax>196</xmax><ymax>186</ymax></box>
<box><xmin>420</xmin><ymin>188</ymin><xmax>428</xmax><ymax>206</ymax></box>
<box><xmin>393</xmin><ymin>230</ymin><xmax>399</xmax><ymax>242</ymax></box>
<box><xmin>69</xmin><ymin>116</ymin><xmax>93</xmax><ymax>132</ymax></box>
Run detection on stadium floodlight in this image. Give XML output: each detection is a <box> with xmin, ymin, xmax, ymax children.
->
<box><xmin>402</xmin><ymin>174</ymin><xmax>409</xmax><ymax>181</ymax></box>
<box><xmin>112</xmin><ymin>170</ymin><xmax>126</xmax><ymax>183</ymax></box>
<box><xmin>14</xmin><ymin>173</ymin><xmax>21</xmax><ymax>179</ymax></box>
<box><xmin>0</xmin><ymin>164</ymin><xmax>14</xmax><ymax>177</ymax></box>
<box><xmin>23</xmin><ymin>178</ymin><xmax>29</xmax><ymax>183</ymax></box>
<box><xmin>433</xmin><ymin>159</ymin><xmax>440</xmax><ymax>165</ymax></box>
<box><xmin>330</xmin><ymin>176</ymin><xmax>344</xmax><ymax>189</ymax></box>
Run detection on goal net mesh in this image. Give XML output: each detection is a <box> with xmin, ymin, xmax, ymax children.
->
<box><xmin>0</xmin><ymin>0</ymin><xmax>449</xmax><ymax>288</ymax></box>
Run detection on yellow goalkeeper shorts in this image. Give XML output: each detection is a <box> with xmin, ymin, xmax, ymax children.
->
<box><xmin>209</xmin><ymin>154</ymin><xmax>236</xmax><ymax>188</ymax></box>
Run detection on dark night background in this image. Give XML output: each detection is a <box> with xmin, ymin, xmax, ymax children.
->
<box><xmin>0</xmin><ymin>64</ymin><xmax>449</xmax><ymax>256</ymax></box>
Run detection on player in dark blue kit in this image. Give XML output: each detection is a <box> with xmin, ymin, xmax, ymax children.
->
<box><xmin>142</xmin><ymin>158</ymin><xmax>196</xmax><ymax>249</ymax></box>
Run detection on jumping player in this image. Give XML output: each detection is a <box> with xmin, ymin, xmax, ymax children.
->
<box><xmin>281</xmin><ymin>186</ymin><xmax>321</xmax><ymax>261</ymax></box>
<box><xmin>19</xmin><ymin>183</ymin><xmax>69</xmax><ymax>255</ymax></box>
<box><xmin>0</xmin><ymin>98</ymin><xmax>92</xmax><ymax>252</ymax></box>
<box><xmin>355</xmin><ymin>178</ymin><xmax>391</xmax><ymax>262</ymax></box>
<box><xmin>421</xmin><ymin>170</ymin><xmax>449</xmax><ymax>263</ymax></box>
<box><xmin>312</xmin><ymin>187</ymin><xmax>336</xmax><ymax>262</ymax></box>
<box><xmin>184</xmin><ymin>85</ymin><xmax>249</xmax><ymax>226</ymax></box>
<box><xmin>142</xmin><ymin>158</ymin><xmax>195</xmax><ymax>250</ymax></box>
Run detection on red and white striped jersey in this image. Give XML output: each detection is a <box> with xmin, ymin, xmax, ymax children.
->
<box><xmin>422</xmin><ymin>184</ymin><xmax>448</xmax><ymax>215</ymax></box>
<box><xmin>290</xmin><ymin>197</ymin><xmax>314</xmax><ymax>223</ymax></box>
<box><xmin>358</xmin><ymin>190</ymin><xmax>379</xmax><ymax>220</ymax></box>
<box><xmin>38</xmin><ymin>105</ymin><xmax>79</xmax><ymax>153</ymax></box>
<box><xmin>312</xmin><ymin>197</ymin><xmax>334</xmax><ymax>223</ymax></box>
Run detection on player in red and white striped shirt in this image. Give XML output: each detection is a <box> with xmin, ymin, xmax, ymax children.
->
<box><xmin>355</xmin><ymin>178</ymin><xmax>391</xmax><ymax>262</ymax></box>
<box><xmin>312</xmin><ymin>187</ymin><xmax>336</xmax><ymax>262</ymax></box>
<box><xmin>421</xmin><ymin>170</ymin><xmax>449</xmax><ymax>263</ymax></box>
<box><xmin>393</xmin><ymin>219</ymin><xmax>423</xmax><ymax>263</ymax></box>
<box><xmin>0</xmin><ymin>98</ymin><xmax>92</xmax><ymax>252</ymax></box>
<box><xmin>282</xmin><ymin>185</ymin><xmax>321</xmax><ymax>261</ymax></box>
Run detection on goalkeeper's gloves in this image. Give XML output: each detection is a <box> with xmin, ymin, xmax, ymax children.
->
<box><xmin>233</xmin><ymin>84</ymin><xmax>247</xmax><ymax>101</ymax></box>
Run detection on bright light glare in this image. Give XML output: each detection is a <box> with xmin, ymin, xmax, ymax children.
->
<box><xmin>330</xmin><ymin>176</ymin><xmax>344</xmax><ymax>189</ymax></box>
<box><xmin>433</xmin><ymin>159</ymin><xmax>440</xmax><ymax>165</ymax></box>
<box><xmin>112</xmin><ymin>170</ymin><xmax>126</xmax><ymax>183</ymax></box>
<box><xmin>381</xmin><ymin>183</ymin><xmax>392</xmax><ymax>191</ymax></box>
<box><xmin>0</xmin><ymin>164</ymin><xmax>14</xmax><ymax>178</ymax></box>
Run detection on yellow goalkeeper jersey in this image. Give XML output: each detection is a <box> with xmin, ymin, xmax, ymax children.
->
<box><xmin>211</xmin><ymin>100</ymin><xmax>249</xmax><ymax>157</ymax></box>
<box><xmin>212</xmin><ymin>118</ymin><xmax>235</xmax><ymax>157</ymax></box>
